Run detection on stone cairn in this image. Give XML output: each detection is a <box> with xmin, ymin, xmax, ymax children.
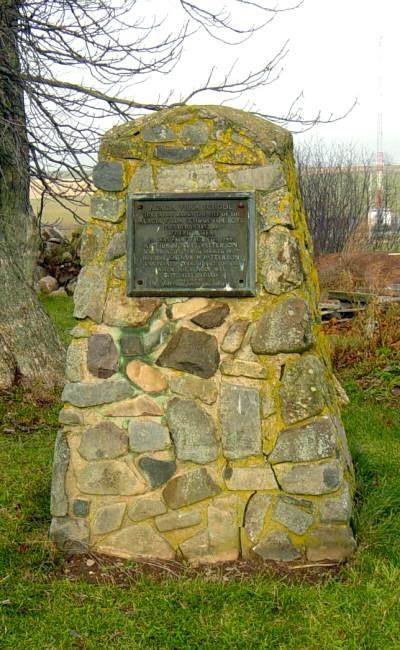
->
<box><xmin>50</xmin><ymin>106</ymin><xmax>356</xmax><ymax>563</ymax></box>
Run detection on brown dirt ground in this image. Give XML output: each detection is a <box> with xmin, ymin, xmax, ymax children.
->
<box><xmin>316</xmin><ymin>251</ymin><xmax>400</xmax><ymax>293</ymax></box>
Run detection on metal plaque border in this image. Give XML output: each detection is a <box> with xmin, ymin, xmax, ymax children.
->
<box><xmin>127</xmin><ymin>191</ymin><xmax>256</xmax><ymax>297</ymax></box>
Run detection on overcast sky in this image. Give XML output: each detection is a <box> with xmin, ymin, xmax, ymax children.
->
<box><xmin>125</xmin><ymin>0</ymin><xmax>399</xmax><ymax>162</ymax></box>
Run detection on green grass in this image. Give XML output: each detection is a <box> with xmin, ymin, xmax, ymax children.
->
<box><xmin>1</xmin><ymin>301</ymin><xmax>400</xmax><ymax>648</ymax></box>
<box><xmin>40</xmin><ymin>294</ymin><xmax>76</xmax><ymax>345</ymax></box>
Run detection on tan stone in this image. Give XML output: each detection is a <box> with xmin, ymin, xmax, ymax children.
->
<box><xmin>104</xmin><ymin>395</ymin><xmax>163</xmax><ymax>417</ymax></box>
<box><xmin>128</xmin><ymin>495</ymin><xmax>167</xmax><ymax>521</ymax></box>
<box><xmin>126</xmin><ymin>361</ymin><xmax>167</xmax><ymax>393</ymax></box>
<box><xmin>97</xmin><ymin>524</ymin><xmax>175</xmax><ymax>560</ymax></box>
<box><xmin>220</xmin><ymin>358</ymin><xmax>267</xmax><ymax>379</ymax></box>
<box><xmin>169</xmin><ymin>374</ymin><xmax>218</xmax><ymax>405</ymax></box>
<box><xmin>170</xmin><ymin>298</ymin><xmax>209</xmax><ymax>320</ymax></box>
<box><xmin>224</xmin><ymin>464</ymin><xmax>278</xmax><ymax>491</ymax></box>
<box><xmin>103</xmin><ymin>288</ymin><xmax>161</xmax><ymax>327</ymax></box>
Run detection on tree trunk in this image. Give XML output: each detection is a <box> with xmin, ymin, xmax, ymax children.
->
<box><xmin>0</xmin><ymin>1</ymin><xmax>65</xmax><ymax>389</ymax></box>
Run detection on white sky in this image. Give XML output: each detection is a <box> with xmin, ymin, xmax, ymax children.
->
<box><xmin>122</xmin><ymin>0</ymin><xmax>400</xmax><ymax>162</ymax></box>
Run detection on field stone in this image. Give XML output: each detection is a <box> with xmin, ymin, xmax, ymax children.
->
<box><xmin>138</xmin><ymin>457</ymin><xmax>176</xmax><ymax>488</ymax></box>
<box><xmin>128</xmin><ymin>495</ymin><xmax>167</xmax><ymax>522</ymax></box>
<box><xmin>320</xmin><ymin>486</ymin><xmax>352</xmax><ymax>523</ymax></box>
<box><xmin>157</xmin><ymin>163</ymin><xmax>219</xmax><ymax>192</ymax></box>
<box><xmin>105</xmin><ymin>232</ymin><xmax>126</xmax><ymax>261</ymax></box>
<box><xmin>73</xmin><ymin>499</ymin><xmax>90</xmax><ymax>518</ymax></box>
<box><xmin>253</xmin><ymin>531</ymin><xmax>301</xmax><ymax>562</ymax></box>
<box><xmin>104</xmin><ymin>395</ymin><xmax>163</xmax><ymax>417</ymax></box>
<box><xmin>181</xmin><ymin>122</ymin><xmax>209</xmax><ymax>145</ymax></box>
<box><xmin>80</xmin><ymin>225</ymin><xmax>104</xmax><ymax>265</ymax></box>
<box><xmin>79</xmin><ymin>422</ymin><xmax>128</xmax><ymax>461</ymax></box>
<box><xmin>73</xmin><ymin>265</ymin><xmax>108</xmax><ymax>323</ymax></box>
<box><xmin>220</xmin><ymin>384</ymin><xmax>261</xmax><ymax>459</ymax></box>
<box><xmin>280</xmin><ymin>355</ymin><xmax>327</xmax><ymax>425</ymax></box>
<box><xmin>224</xmin><ymin>464</ymin><xmax>277</xmax><ymax>491</ymax></box>
<box><xmin>103</xmin><ymin>289</ymin><xmax>161</xmax><ymax>327</ymax></box>
<box><xmin>251</xmin><ymin>297</ymin><xmax>313</xmax><ymax>355</ymax></box>
<box><xmin>128</xmin><ymin>164</ymin><xmax>155</xmax><ymax>192</ymax></box>
<box><xmin>244</xmin><ymin>494</ymin><xmax>272</xmax><ymax>543</ymax></box>
<box><xmin>97</xmin><ymin>524</ymin><xmax>175</xmax><ymax>560</ymax></box>
<box><xmin>272</xmin><ymin>497</ymin><xmax>314</xmax><ymax>535</ymax></box>
<box><xmin>269</xmin><ymin>416</ymin><xmax>337</xmax><ymax>464</ymax></box>
<box><xmin>155</xmin><ymin>509</ymin><xmax>202</xmax><ymax>532</ymax></box>
<box><xmin>62</xmin><ymin>378</ymin><xmax>134</xmax><ymax>407</ymax></box>
<box><xmin>91</xmin><ymin>194</ymin><xmax>125</xmax><ymax>223</ymax></box>
<box><xmin>170</xmin><ymin>298</ymin><xmax>209</xmax><ymax>320</ymax></box>
<box><xmin>93</xmin><ymin>503</ymin><xmax>126</xmax><ymax>535</ymax></box>
<box><xmin>208</xmin><ymin>495</ymin><xmax>239</xmax><ymax>561</ymax></box>
<box><xmin>76</xmin><ymin>460</ymin><xmax>140</xmax><ymax>495</ymax></box>
<box><xmin>156</xmin><ymin>328</ymin><xmax>219</xmax><ymax>379</ymax></box>
<box><xmin>163</xmin><ymin>468</ymin><xmax>221</xmax><ymax>509</ymax></box>
<box><xmin>50</xmin><ymin>517</ymin><xmax>89</xmax><ymax>555</ymax></box>
<box><xmin>126</xmin><ymin>360</ymin><xmax>167</xmax><ymax>393</ymax></box>
<box><xmin>142</xmin><ymin>124</ymin><xmax>176</xmax><ymax>142</ymax></box>
<box><xmin>259</xmin><ymin>228</ymin><xmax>303</xmax><ymax>295</ymax></box>
<box><xmin>220</xmin><ymin>358</ymin><xmax>267</xmax><ymax>379</ymax></box>
<box><xmin>169</xmin><ymin>375</ymin><xmax>218</xmax><ymax>405</ymax></box>
<box><xmin>227</xmin><ymin>161</ymin><xmax>285</xmax><ymax>191</ymax></box>
<box><xmin>191</xmin><ymin>304</ymin><xmax>230</xmax><ymax>329</ymax></box>
<box><xmin>128</xmin><ymin>420</ymin><xmax>170</xmax><ymax>453</ymax></box>
<box><xmin>257</xmin><ymin>189</ymin><xmax>294</xmax><ymax>232</ymax></box>
<box><xmin>87</xmin><ymin>334</ymin><xmax>119</xmax><ymax>379</ymax></box>
<box><xmin>120</xmin><ymin>331</ymin><xmax>144</xmax><ymax>356</ymax></box>
<box><xmin>166</xmin><ymin>398</ymin><xmax>218</xmax><ymax>464</ymax></box>
<box><xmin>65</xmin><ymin>344</ymin><xmax>84</xmax><ymax>382</ymax></box>
<box><xmin>221</xmin><ymin>320</ymin><xmax>250</xmax><ymax>353</ymax></box>
<box><xmin>155</xmin><ymin>145</ymin><xmax>199</xmax><ymax>162</ymax></box>
<box><xmin>93</xmin><ymin>161</ymin><xmax>126</xmax><ymax>191</ymax></box>
<box><xmin>38</xmin><ymin>275</ymin><xmax>58</xmax><ymax>294</ymax></box>
<box><xmin>50</xmin><ymin>430</ymin><xmax>70</xmax><ymax>517</ymax></box>
<box><xmin>306</xmin><ymin>525</ymin><xmax>356</xmax><ymax>562</ymax></box>
<box><xmin>274</xmin><ymin>460</ymin><xmax>342</xmax><ymax>496</ymax></box>
<box><xmin>58</xmin><ymin>408</ymin><xmax>83</xmax><ymax>426</ymax></box>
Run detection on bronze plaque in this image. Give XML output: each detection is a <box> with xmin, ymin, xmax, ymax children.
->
<box><xmin>127</xmin><ymin>192</ymin><xmax>255</xmax><ymax>296</ymax></box>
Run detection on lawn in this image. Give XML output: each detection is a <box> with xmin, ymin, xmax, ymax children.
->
<box><xmin>1</xmin><ymin>297</ymin><xmax>400</xmax><ymax>649</ymax></box>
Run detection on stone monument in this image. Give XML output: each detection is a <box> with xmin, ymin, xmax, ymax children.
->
<box><xmin>50</xmin><ymin>105</ymin><xmax>356</xmax><ymax>563</ymax></box>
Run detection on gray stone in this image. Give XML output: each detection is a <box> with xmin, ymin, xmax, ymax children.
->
<box><xmin>320</xmin><ymin>486</ymin><xmax>352</xmax><ymax>523</ymax></box>
<box><xmin>244</xmin><ymin>493</ymin><xmax>272</xmax><ymax>543</ymax></box>
<box><xmin>91</xmin><ymin>194</ymin><xmax>125</xmax><ymax>223</ymax></box>
<box><xmin>224</xmin><ymin>464</ymin><xmax>277</xmax><ymax>491</ymax></box>
<box><xmin>38</xmin><ymin>275</ymin><xmax>58</xmax><ymax>294</ymax></box>
<box><xmin>120</xmin><ymin>331</ymin><xmax>144</xmax><ymax>356</ymax></box>
<box><xmin>191</xmin><ymin>304</ymin><xmax>229</xmax><ymax>329</ymax></box>
<box><xmin>79</xmin><ymin>422</ymin><xmax>128</xmax><ymax>461</ymax></box>
<box><xmin>179</xmin><ymin>530</ymin><xmax>210</xmax><ymax>563</ymax></box>
<box><xmin>70</xmin><ymin>325</ymin><xmax>90</xmax><ymax>339</ymax></box>
<box><xmin>80</xmin><ymin>225</ymin><xmax>104</xmax><ymax>265</ymax></box>
<box><xmin>87</xmin><ymin>334</ymin><xmax>119</xmax><ymax>379</ymax></box>
<box><xmin>93</xmin><ymin>161</ymin><xmax>126</xmax><ymax>191</ymax></box>
<box><xmin>166</xmin><ymin>398</ymin><xmax>218</xmax><ymax>464</ymax></box>
<box><xmin>105</xmin><ymin>232</ymin><xmax>126</xmax><ymax>261</ymax></box>
<box><xmin>58</xmin><ymin>408</ymin><xmax>83</xmax><ymax>426</ymax></box>
<box><xmin>269</xmin><ymin>416</ymin><xmax>337</xmax><ymax>464</ymax></box>
<box><xmin>155</xmin><ymin>509</ymin><xmax>202</xmax><ymax>532</ymax></box>
<box><xmin>257</xmin><ymin>189</ymin><xmax>294</xmax><ymax>232</ymax></box>
<box><xmin>128</xmin><ymin>164</ymin><xmax>155</xmax><ymax>192</ymax></box>
<box><xmin>259</xmin><ymin>228</ymin><xmax>303</xmax><ymax>295</ymax></box>
<box><xmin>155</xmin><ymin>145</ymin><xmax>199</xmax><ymax>162</ymax></box>
<box><xmin>73</xmin><ymin>499</ymin><xmax>90</xmax><ymax>518</ymax></box>
<box><xmin>274</xmin><ymin>460</ymin><xmax>342</xmax><ymax>495</ymax></box>
<box><xmin>169</xmin><ymin>374</ymin><xmax>218</xmax><ymax>405</ymax></box>
<box><xmin>62</xmin><ymin>378</ymin><xmax>134</xmax><ymax>407</ymax></box>
<box><xmin>49</xmin><ymin>516</ymin><xmax>89</xmax><ymax>555</ymax></box>
<box><xmin>65</xmin><ymin>344</ymin><xmax>84</xmax><ymax>382</ymax></box>
<box><xmin>73</xmin><ymin>265</ymin><xmax>108</xmax><ymax>323</ymax></box>
<box><xmin>253</xmin><ymin>531</ymin><xmax>301</xmax><ymax>562</ymax></box>
<box><xmin>97</xmin><ymin>524</ymin><xmax>175</xmax><ymax>560</ymax></box>
<box><xmin>181</xmin><ymin>122</ymin><xmax>209</xmax><ymax>145</ymax></box>
<box><xmin>221</xmin><ymin>320</ymin><xmax>249</xmax><ymax>353</ymax></box>
<box><xmin>306</xmin><ymin>525</ymin><xmax>356</xmax><ymax>562</ymax></box>
<box><xmin>156</xmin><ymin>328</ymin><xmax>219</xmax><ymax>379</ymax></box>
<box><xmin>261</xmin><ymin>386</ymin><xmax>276</xmax><ymax>418</ymax></box>
<box><xmin>227</xmin><ymin>161</ymin><xmax>285</xmax><ymax>191</ymax></box>
<box><xmin>76</xmin><ymin>460</ymin><xmax>140</xmax><ymax>495</ymax></box>
<box><xmin>280</xmin><ymin>355</ymin><xmax>327</xmax><ymax>425</ymax></box>
<box><xmin>272</xmin><ymin>497</ymin><xmax>314</xmax><ymax>535</ymax></box>
<box><xmin>220</xmin><ymin>384</ymin><xmax>261</xmax><ymax>459</ymax></box>
<box><xmin>112</xmin><ymin>258</ymin><xmax>126</xmax><ymax>280</ymax></box>
<box><xmin>93</xmin><ymin>503</ymin><xmax>126</xmax><ymax>535</ymax></box>
<box><xmin>163</xmin><ymin>468</ymin><xmax>221</xmax><ymax>509</ymax></box>
<box><xmin>157</xmin><ymin>163</ymin><xmax>219</xmax><ymax>191</ymax></box>
<box><xmin>142</xmin><ymin>124</ymin><xmax>176</xmax><ymax>142</ymax></box>
<box><xmin>50</xmin><ymin>430</ymin><xmax>70</xmax><ymax>517</ymax></box>
<box><xmin>128</xmin><ymin>420</ymin><xmax>171</xmax><ymax>453</ymax></box>
<box><xmin>142</xmin><ymin>323</ymin><xmax>173</xmax><ymax>354</ymax></box>
<box><xmin>128</xmin><ymin>495</ymin><xmax>167</xmax><ymax>521</ymax></box>
<box><xmin>220</xmin><ymin>358</ymin><xmax>267</xmax><ymax>379</ymax></box>
<box><xmin>251</xmin><ymin>297</ymin><xmax>313</xmax><ymax>355</ymax></box>
<box><xmin>138</xmin><ymin>457</ymin><xmax>176</xmax><ymax>488</ymax></box>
